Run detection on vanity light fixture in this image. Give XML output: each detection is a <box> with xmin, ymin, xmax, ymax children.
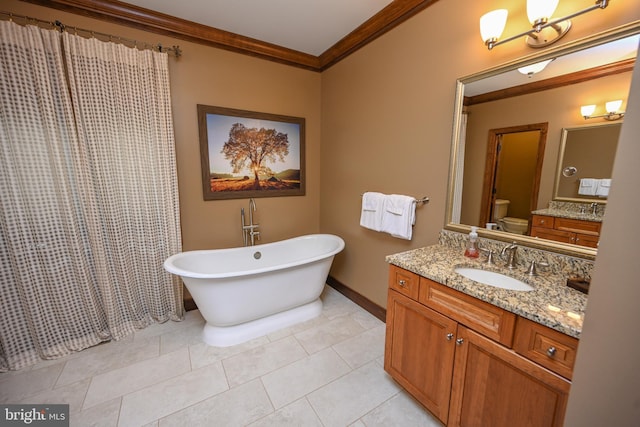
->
<box><xmin>581</xmin><ymin>100</ymin><xmax>625</xmax><ymax>121</ymax></box>
<box><xmin>480</xmin><ymin>0</ymin><xmax>609</xmax><ymax>50</ymax></box>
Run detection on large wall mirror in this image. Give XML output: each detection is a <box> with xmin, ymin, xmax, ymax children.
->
<box><xmin>446</xmin><ymin>23</ymin><xmax>639</xmax><ymax>259</ymax></box>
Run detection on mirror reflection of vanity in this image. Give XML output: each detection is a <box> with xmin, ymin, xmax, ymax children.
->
<box><xmin>446</xmin><ymin>24</ymin><xmax>639</xmax><ymax>258</ymax></box>
<box><xmin>526</xmin><ymin>122</ymin><xmax>620</xmax><ymax>248</ymax></box>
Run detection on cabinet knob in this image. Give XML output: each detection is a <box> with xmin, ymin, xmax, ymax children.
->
<box><xmin>547</xmin><ymin>346</ymin><xmax>557</xmax><ymax>357</ymax></box>
<box><xmin>446</xmin><ymin>333</ymin><xmax>454</xmax><ymax>341</ymax></box>
<box><xmin>540</xmin><ymin>220</ymin><xmax>545</xmax><ymax>224</ymax></box>
<box><xmin>456</xmin><ymin>338</ymin><xmax>464</xmax><ymax>346</ymax></box>
<box><xmin>398</xmin><ymin>279</ymin><xmax>406</xmax><ymax>287</ymax></box>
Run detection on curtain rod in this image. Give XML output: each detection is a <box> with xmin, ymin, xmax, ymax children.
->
<box><xmin>0</xmin><ymin>11</ymin><xmax>181</xmax><ymax>57</ymax></box>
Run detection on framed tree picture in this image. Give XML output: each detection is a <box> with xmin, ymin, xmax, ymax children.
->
<box><xmin>197</xmin><ymin>105</ymin><xmax>306</xmax><ymax>200</ymax></box>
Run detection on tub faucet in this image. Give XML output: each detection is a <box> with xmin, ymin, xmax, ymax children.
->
<box><xmin>501</xmin><ymin>241</ymin><xmax>518</xmax><ymax>269</ymax></box>
<box><xmin>249</xmin><ymin>198</ymin><xmax>257</xmax><ymax>224</ymax></box>
<box><xmin>241</xmin><ymin>198</ymin><xmax>260</xmax><ymax>246</ymax></box>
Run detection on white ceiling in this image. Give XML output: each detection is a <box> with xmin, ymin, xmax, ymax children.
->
<box><xmin>123</xmin><ymin>0</ymin><xmax>394</xmax><ymax>56</ymax></box>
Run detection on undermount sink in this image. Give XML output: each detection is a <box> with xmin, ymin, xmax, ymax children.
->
<box><xmin>454</xmin><ymin>267</ymin><xmax>534</xmax><ymax>292</ymax></box>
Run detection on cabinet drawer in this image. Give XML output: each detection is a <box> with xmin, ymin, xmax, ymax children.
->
<box><xmin>554</xmin><ymin>218</ymin><xmax>601</xmax><ymax>236</ymax></box>
<box><xmin>574</xmin><ymin>233</ymin><xmax>599</xmax><ymax>248</ymax></box>
<box><xmin>513</xmin><ymin>317</ymin><xmax>579</xmax><ymax>380</ymax></box>
<box><xmin>530</xmin><ymin>227</ymin><xmax>574</xmax><ymax>244</ymax></box>
<box><xmin>531</xmin><ymin>215</ymin><xmax>554</xmax><ymax>229</ymax></box>
<box><xmin>388</xmin><ymin>265</ymin><xmax>420</xmax><ymax>300</ymax></box>
<box><xmin>418</xmin><ymin>277</ymin><xmax>516</xmax><ymax>347</ymax></box>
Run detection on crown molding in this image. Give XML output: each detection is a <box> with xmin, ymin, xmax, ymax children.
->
<box><xmin>21</xmin><ymin>0</ymin><xmax>440</xmax><ymax>72</ymax></box>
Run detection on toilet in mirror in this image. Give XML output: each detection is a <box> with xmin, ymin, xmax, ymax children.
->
<box><xmin>446</xmin><ymin>25</ymin><xmax>639</xmax><ymax>257</ymax></box>
<box><xmin>493</xmin><ymin>199</ymin><xmax>529</xmax><ymax>234</ymax></box>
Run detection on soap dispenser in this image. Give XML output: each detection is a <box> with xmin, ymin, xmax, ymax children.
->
<box><xmin>464</xmin><ymin>226</ymin><xmax>479</xmax><ymax>258</ymax></box>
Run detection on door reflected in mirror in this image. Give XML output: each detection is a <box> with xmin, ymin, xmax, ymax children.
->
<box><xmin>476</xmin><ymin>123</ymin><xmax>548</xmax><ymax>235</ymax></box>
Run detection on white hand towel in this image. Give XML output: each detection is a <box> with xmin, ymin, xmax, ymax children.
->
<box><xmin>578</xmin><ymin>178</ymin><xmax>597</xmax><ymax>196</ymax></box>
<box><xmin>360</xmin><ymin>192</ymin><xmax>385</xmax><ymax>231</ymax></box>
<box><xmin>380</xmin><ymin>194</ymin><xmax>416</xmax><ymax>240</ymax></box>
<box><xmin>596</xmin><ymin>179</ymin><xmax>611</xmax><ymax>197</ymax></box>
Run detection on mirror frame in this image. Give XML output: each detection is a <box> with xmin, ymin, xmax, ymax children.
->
<box><xmin>552</xmin><ymin>122</ymin><xmax>622</xmax><ymax>203</ymax></box>
<box><xmin>445</xmin><ymin>22</ymin><xmax>640</xmax><ymax>260</ymax></box>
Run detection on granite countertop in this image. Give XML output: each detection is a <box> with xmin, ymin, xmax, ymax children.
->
<box><xmin>531</xmin><ymin>208</ymin><xmax>603</xmax><ymax>223</ymax></box>
<box><xmin>386</xmin><ymin>244</ymin><xmax>587</xmax><ymax>339</ymax></box>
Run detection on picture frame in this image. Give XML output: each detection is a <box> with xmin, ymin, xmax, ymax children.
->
<box><xmin>197</xmin><ymin>105</ymin><xmax>306</xmax><ymax>200</ymax></box>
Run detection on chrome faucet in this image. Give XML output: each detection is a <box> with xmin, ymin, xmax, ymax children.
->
<box><xmin>501</xmin><ymin>241</ymin><xmax>518</xmax><ymax>269</ymax></box>
<box><xmin>590</xmin><ymin>202</ymin><xmax>599</xmax><ymax>216</ymax></box>
<box><xmin>241</xmin><ymin>198</ymin><xmax>260</xmax><ymax>246</ymax></box>
<box><xmin>526</xmin><ymin>260</ymin><xmax>549</xmax><ymax>276</ymax></box>
<box><xmin>249</xmin><ymin>198</ymin><xmax>257</xmax><ymax>225</ymax></box>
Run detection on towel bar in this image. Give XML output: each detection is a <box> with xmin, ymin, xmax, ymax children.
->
<box><xmin>361</xmin><ymin>194</ymin><xmax>430</xmax><ymax>206</ymax></box>
<box><xmin>413</xmin><ymin>196</ymin><xmax>430</xmax><ymax>205</ymax></box>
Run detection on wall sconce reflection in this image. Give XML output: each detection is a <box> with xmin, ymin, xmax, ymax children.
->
<box><xmin>517</xmin><ymin>59</ymin><xmax>554</xmax><ymax>77</ymax></box>
<box><xmin>581</xmin><ymin>100</ymin><xmax>625</xmax><ymax>121</ymax></box>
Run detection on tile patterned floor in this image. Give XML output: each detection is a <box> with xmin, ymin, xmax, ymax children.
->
<box><xmin>0</xmin><ymin>286</ymin><xmax>442</xmax><ymax>427</ymax></box>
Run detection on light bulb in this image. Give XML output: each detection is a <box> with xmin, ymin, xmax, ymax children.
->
<box><xmin>581</xmin><ymin>105</ymin><xmax>596</xmax><ymax>117</ymax></box>
<box><xmin>605</xmin><ymin>100</ymin><xmax>623</xmax><ymax>113</ymax></box>
<box><xmin>480</xmin><ymin>9</ymin><xmax>508</xmax><ymax>43</ymax></box>
<box><xmin>517</xmin><ymin>59</ymin><xmax>554</xmax><ymax>76</ymax></box>
<box><xmin>527</xmin><ymin>0</ymin><xmax>559</xmax><ymax>25</ymax></box>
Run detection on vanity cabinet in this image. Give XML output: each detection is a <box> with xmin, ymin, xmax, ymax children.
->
<box><xmin>385</xmin><ymin>265</ymin><xmax>573</xmax><ymax>426</ymax></box>
<box><xmin>530</xmin><ymin>214</ymin><xmax>601</xmax><ymax>248</ymax></box>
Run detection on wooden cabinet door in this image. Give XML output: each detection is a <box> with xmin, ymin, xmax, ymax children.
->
<box><xmin>448</xmin><ymin>326</ymin><xmax>570</xmax><ymax>427</ymax></box>
<box><xmin>384</xmin><ymin>289</ymin><xmax>458</xmax><ymax>424</ymax></box>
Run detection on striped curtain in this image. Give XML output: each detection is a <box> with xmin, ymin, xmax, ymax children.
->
<box><xmin>0</xmin><ymin>21</ymin><xmax>183</xmax><ymax>371</ymax></box>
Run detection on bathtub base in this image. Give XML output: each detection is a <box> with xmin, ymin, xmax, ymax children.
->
<box><xmin>201</xmin><ymin>298</ymin><xmax>323</xmax><ymax>347</ymax></box>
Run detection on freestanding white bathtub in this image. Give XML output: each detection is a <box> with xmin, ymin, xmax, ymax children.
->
<box><xmin>164</xmin><ymin>234</ymin><xmax>345</xmax><ymax>347</ymax></box>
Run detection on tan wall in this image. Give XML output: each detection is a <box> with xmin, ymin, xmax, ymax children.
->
<box><xmin>3</xmin><ymin>0</ymin><xmax>322</xmax><ymax>252</ymax></box>
<box><xmin>169</xmin><ymin>49</ymin><xmax>321</xmax><ymax>250</ymax></box>
<box><xmin>320</xmin><ymin>0</ymin><xmax>639</xmax><ymax>307</ymax></box>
